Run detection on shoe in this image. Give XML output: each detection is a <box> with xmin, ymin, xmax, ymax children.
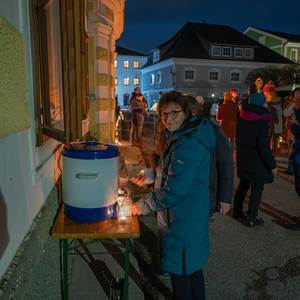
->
<box><xmin>249</xmin><ymin>218</ymin><xmax>264</xmax><ymax>227</ymax></box>
<box><xmin>291</xmin><ymin>216</ymin><xmax>300</xmax><ymax>222</ymax></box>
<box><xmin>131</xmin><ymin>141</ymin><xmax>137</xmax><ymax>146</ymax></box>
<box><xmin>284</xmin><ymin>221</ymin><xmax>300</xmax><ymax>230</ymax></box>
<box><xmin>283</xmin><ymin>170</ymin><xmax>294</xmax><ymax>175</ymax></box>
<box><xmin>137</xmin><ymin>142</ymin><xmax>145</xmax><ymax>148</ymax></box>
<box><xmin>233</xmin><ymin>211</ymin><xmax>247</xmax><ymax>219</ymax></box>
<box><xmin>160</xmin><ymin>272</ymin><xmax>171</xmax><ymax>278</ymax></box>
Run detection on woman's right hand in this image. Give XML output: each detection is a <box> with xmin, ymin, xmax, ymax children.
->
<box><xmin>271</xmin><ymin>167</ymin><xmax>278</xmax><ymax>174</ymax></box>
<box><xmin>131</xmin><ymin>174</ymin><xmax>147</xmax><ymax>187</ymax></box>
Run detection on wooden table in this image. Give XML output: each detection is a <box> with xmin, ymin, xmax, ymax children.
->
<box><xmin>51</xmin><ymin>204</ymin><xmax>140</xmax><ymax>300</ymax></box>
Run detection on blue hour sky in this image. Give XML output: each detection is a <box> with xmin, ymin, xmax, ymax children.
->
<box><xmin>117</xmin><ymin>0</ymin><xmax>300</xmax><ymax>55</ymax></box>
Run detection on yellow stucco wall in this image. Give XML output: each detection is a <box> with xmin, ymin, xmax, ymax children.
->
<box><xmin>0</xmin><ymin>15</ymin><xmax>30</xmax><ymax>139</ymax></box>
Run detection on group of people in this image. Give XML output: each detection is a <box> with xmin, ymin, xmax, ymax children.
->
<box><xmin>127</xmin><ymin>85</ymin><xmax>300</xmax><ymax>299</ymax></box>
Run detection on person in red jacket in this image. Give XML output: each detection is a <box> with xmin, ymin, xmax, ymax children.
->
<box><xmin>216</xmin><ymin>92</ymin><xmax>240</xmax><ymax>152</ymax></box>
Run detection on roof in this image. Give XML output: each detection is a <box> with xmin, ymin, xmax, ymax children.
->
<box><xmin>115</xmin><ymin>45</ymin><xmax>148</xmax><ymax>57</ymax></box>
<box><xmin>142</xmin><ymin>22</ymin><xmax>293</xmax><ymax>68</ymax></box>
<box><xmin>257</xmin><ymin>29</ymin><xmax>300</xmax><ymax>43</ymax></box>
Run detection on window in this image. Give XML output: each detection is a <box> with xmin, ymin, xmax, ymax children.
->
<box><xmin>35</xmin><ymin>0</ymin><xmax>89</xmax><ymax>145</ymax></box>
<box><xmin>222</xmin><ymin>47</ymin><xmax>231</xmax><ymax>57</ymax></box>
<box><xmin>115</xmin><ymin>77</ymin><xmax>118</xmax><ymax>85</ymax></box>
<box><xmin>124</xmin><ymin>77</ymin><xmax>130</xmax><ymax>85</ymax></box>
<box><xmin>245</xmin><ymin>48</ymin><xmax>253</xmax><ymax>58</ymax></box>
<box><xmin>212</xmin><ymin>46</ymin><xmax>221</xmax><ymax>56</ymax></box>
<box><xmin>153</xmin><ymin>50</ymin><xmax>160</xmax><ymax>63</ymax></box>
<box><xmin>134</xmin><ymin>78</ymin><xmax>139</xmax><ymax>86</ymax></box>
<box><xmin>150</xmin><ymin>74</ymin><xmax>155</xmax><ymax>84</ymax></box>
<box><xmin>185</xmin><ymin>70</ymin><xmax>194</xmax><ymax>80</ymax></box>
<box><xmin>123</xmin><ymin>60</ymin><xmax>129</xmax><ymax>68</ymax></box>
<box><xmin>259</xmin><ymin>36</ymin><xmax>265</xmax><ymax>45</ymax></box>
<box><xmin>157</xmin><ymin>71</ymin><xmax>161</xmax><ymax>83</ymax></box>
<box><xmin>114</xmin><ymin>60</ymin><xmax>118</xmax><ymax>68</ymax></box>
<box><xmin>133</xmin><ymin>61</ymin><xmax>139</xmax><ymax>68</ymax></box>
<box><xmin>291</xmin><ymin>49</ymin><xmax>298</xmax><ymax>62</ymax></box>
<box><xmin>208</xmin><ymin>69</ymin><xmax>220</xmax><ymax>82</ymax></box>
<box><xmin>184</xmin><ymin>67</ymin><xmax>196</xmax><ymax>81</ymax></box>
<box><xmin>234</xmin><ymin>48</ymin><xmax>243</xmax><ymax>57</ymax></box>
<box><xmin>230</xmin><ymin>70</ymin><xmax>241</xmax><ymax>82</ymax></box>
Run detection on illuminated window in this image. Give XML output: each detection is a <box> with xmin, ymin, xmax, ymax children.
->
<box><xmin>234</xmin><ymin>48</ymin><xmax>243</xmax><ymax>57</ymax></box>
<box><xmin>114</xmin><ymin>60</ymin><xmax>118</xmax><ymax>68</ymax></box>
<box><xmin>157</xmin><ymin>72</ymin><xmax>161</xmax><ymax>83</ymax></box>
<box><xmin>133</xmin><ymin>61</ymin><xmax>139</xmax><ymax>68</ymax></box>
<box><xmin>223</xmin><ymin>47</ymin><xmax>231</xmax><ymax>57</ymax></box>
<box><xmin>150</xmin><ymin>74</ymin><xmax>154</xmax><ymax>84</ymax></box>
<box><xmin>124</xmin><ymin>77</ymin><xmax>130</xmax><ymax>85</ymax></box>
<box><xmin>134</xmin><ymin>78</ymin><xmax>139</xmax><ymax>85</ymax></box>
<box><xmin>245</xmin><ymin>48</ymin><xmax>253</xmax><ymax>58</ymax></box>
<box><xmin>123</xmin><ymin>60</ymin><xmax>129</xmax><ymax>68</ymax></box>
<box><xmin>115</xmin><ymin>77</ymin><xmax>118</xmax><ymax>85</ymax></box>
<box><xmin>212</xmin><ymin>46</ymin><xmax>221</xmax><ymax>56</ymax></box>
<box><xmin>35</xmin><ymin>0</ymin><xmax>89</xmax><ymax>145</ymax></box>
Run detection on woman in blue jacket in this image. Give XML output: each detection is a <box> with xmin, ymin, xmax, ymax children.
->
<box><xmin>132</xmin><ymin>91</ymin><xmax>215</xmax><ymax>300</ymax></box>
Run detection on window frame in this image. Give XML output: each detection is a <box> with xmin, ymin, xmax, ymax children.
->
<box><xmin>208</xmin><ymin>68</ymin><xmax>220</xmax><ymax>82</ymax></box>
<box><xmin>230</xmin><ymin>70</ymin><xmax>242</xmax><ymax>83</ymax></box>
<box><xmin>291</xmin><ymin>49</ymin><xmax>298</xmax><ymax>62</ymax></box>
<box><xmin>244</xmin><ymin>48</ymin><xmax>254</xmax><ymax>58</ymax></box>
<box><xmin>133</xmin><ymin>78</ymin><xmax>139</xmax><ymax>86</ymax></box>
<box><xmin>150</xmin><ymin>73</ymin><xmax>155</xmax><ymax>85</ymax></box>
<box><xmin>157</xmin><ymin>71</ymin><xmax>161</xmax><ymax>83</ymax></box>
<box><xmin>133</xmin><ymin>61</ymin><xmax>139</xmax><ymax>69</ymax></box>
<box><xmin>124</xmin><ymin>77</ymin><xmax>130</xmax><ymax>85</ymax></box>
<box><xmin>234</xmin><ymin>48</ymin><xmax>243</xmax><ymax>58</ymax></box>
<box><xmin>222</xmin><ymin>47</ymin><xmax>232</xmax><ymax>57</ymax></box>
<box><xmin>114</xmin><ymin>59</ymin><xmax>118</xmax><ymax>68</ymax></box>
<box><xmin>184</xmin><ymin>67</ymin><xmax>196</xmax><ymax>81</ymax></box>
<box><xmin>115</xmin><ymin>77</ymin><xmax>118</xmax><ymax>85</ymax></box>
<box><xmin>123</xmin><ymin>60</ymin><xmax>129</xmax><ymax>68</ymax></box>
<box><xmin>212</xmin><ymin>46</ymin><xmax>221</xmax><ymax>56</ymax></box>
<box><xmin>34</xmin><ymin>0</ymin><xmax>89</xmax><ymax>145</ymax></box>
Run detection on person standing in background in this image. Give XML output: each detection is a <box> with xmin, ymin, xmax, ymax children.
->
<box><xmin>129</xmin><ymin>87</ymin><xmax>141</xmax><ymax>143</ymax></box>
<box><xmin>216</xmin><ymin>92</ymin><xmax>239</xmax><ymax>152</ymax></box>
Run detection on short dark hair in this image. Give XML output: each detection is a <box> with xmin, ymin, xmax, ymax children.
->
<box><xmin>136</xmin><ymin>93</ymin><xmax>143</xmax><ymax>98</ymax></box>
<box><xmin>158</xmin><ymin>91</ymin><xmax>192</xmax><ymax>128</ymax></box>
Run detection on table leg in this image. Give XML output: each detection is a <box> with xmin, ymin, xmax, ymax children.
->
<box><xmin>123</xmin><ymin>238</ymin><xmax>130</xmax><ymax>300</ymax></box>
<box><xmin>63</xmin><ymin>239</ymin><xmax>68</xmax><ymax>300</ymax></box>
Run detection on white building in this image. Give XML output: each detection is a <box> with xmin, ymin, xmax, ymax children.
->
<box><xmin>114</xmin><ymin>45</ymin><xmax>148</xmax><ymax>107</ymax></box>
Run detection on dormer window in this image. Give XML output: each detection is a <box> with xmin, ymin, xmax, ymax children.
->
<box><xmin>212</xmin><ymin>46</ymin><xmax>221</xmax><ymax>56</ymax></box>
<box><xmin>222</xmin><ymin>47</ymin><xmax>231</xmax><ymax>57</ymax></box>
<box><xmin>245</xmin><ymin>48</ymin><xmax>253</xmax><ymax>58</ymax></box>
<box><xmin>153</xmin><ymin>50</ymin><xmax>160</xmax><ymax>63</ymax></box>
<box><xmin>234</xmin><ymin>48</ymin><xmax>243</xmax><ymax>58</ymax></box>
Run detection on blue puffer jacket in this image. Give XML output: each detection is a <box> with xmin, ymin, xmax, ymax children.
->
<box><xmin>137</xmin><ymin>116</ymin><xmax>215</xmax><ymax>275</ymax></box>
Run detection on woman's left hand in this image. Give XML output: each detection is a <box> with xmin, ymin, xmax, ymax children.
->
<box><xmin>132</xmin><ymin>202</ymin><xmax>142</xmax><ymax>215</ymax></box>
<box><xmin>219</xmin><ymin>202</ymin><xmax>231</xmax><ymax>215</ymax></box>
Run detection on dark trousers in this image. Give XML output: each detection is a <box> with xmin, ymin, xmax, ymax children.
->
<box><xmin>233</xmin><ymin>178</ymin><xmax>264</xmax><ymax>222</ymax></box>
<box><xmin>293</xmin><ymin>163</ymin><xmax>300</xmax><ymax>198</ymax></box>
<box><xmin>132</xmin><ymin>126</ymin><xmax>142</xmax><ymax>143</ymax></box>
<box><xmin>171</xmin><ymin>269</ymin><xmax>205</xmax><ymax>300</ymax></box>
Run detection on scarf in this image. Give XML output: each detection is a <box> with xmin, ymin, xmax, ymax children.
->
<box><xmin>240</xmin><ymin>110</ymin><xmax>273</xmax><ymax>123</ymax></box>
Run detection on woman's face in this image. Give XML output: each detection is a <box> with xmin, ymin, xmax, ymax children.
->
<box><xmin>160</xmin><ymin>102</ymin><xmax>186</xmax><ymax>132</ymax></box>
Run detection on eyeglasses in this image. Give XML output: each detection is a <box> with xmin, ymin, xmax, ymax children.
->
<box><xmin>159</xmin><ymin>110</ymin><xmax>183</xmax><ymax>120</ymax></box>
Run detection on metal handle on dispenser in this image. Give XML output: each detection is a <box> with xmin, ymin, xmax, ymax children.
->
<box><xmin>76</xmin><ymin>173</ymin><xmax>98</xmax><ymax>180</ymax></box>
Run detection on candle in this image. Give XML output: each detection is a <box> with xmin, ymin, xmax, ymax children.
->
<box><xmin>117</xmin><ymin>198</ymin><xmax>132</xmax><ymax>224</ymax></box>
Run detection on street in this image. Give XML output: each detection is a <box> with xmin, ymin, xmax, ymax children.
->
<box><xmin>120</xmin><ymin>110</ymin><xmax>300</xmax><ymax>300</ymax></box>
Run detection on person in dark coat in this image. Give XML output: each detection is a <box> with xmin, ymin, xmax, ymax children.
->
<box><xmin>132</xmin><ymin>91</ymin><xmax>215</xmax><ymax>300</ymax></box>
<box><xmin>233</xmin><ymin>93</ymin><xmax>278</xmax><ymax>226</ymax></box>
<box><xmin>131</xmin><ymin>93</ymin><xmax>149</xmax><ymax>148</ymax></box>
<box><xmin>284</xmin><ymin>89</ymin><xmax>300</xmax><ymax>230</ymax></box>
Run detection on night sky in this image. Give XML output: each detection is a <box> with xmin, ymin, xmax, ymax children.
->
<box><xmin>117</xmin><ymin>0</ymin><xmax>300</xmax><ymax>55</ymax></box>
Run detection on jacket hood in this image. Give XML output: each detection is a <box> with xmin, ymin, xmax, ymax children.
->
<box><xmin>165</xmin><ymin>115</ymin><xmax>215</xmax><ymax>151</ymax></box>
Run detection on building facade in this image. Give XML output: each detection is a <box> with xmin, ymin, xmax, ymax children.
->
<box><xmin>114</xmin><ymin>45</ymin><xmax>148</xmax><ymax>108</ymax></box>
<box><xmin>0</xmin><ymin>0</ymin><xmax>125</xmax><ymax>297</ymax></box>
<box><xmin>244</xmin><ymin>27</ymin><xmax>300</xmax><ymax>63</ymax></box>
<box><xmin>141</xmin><ymin>22</ymin><xmax>293</xmax><ymax>108</ymax></box>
